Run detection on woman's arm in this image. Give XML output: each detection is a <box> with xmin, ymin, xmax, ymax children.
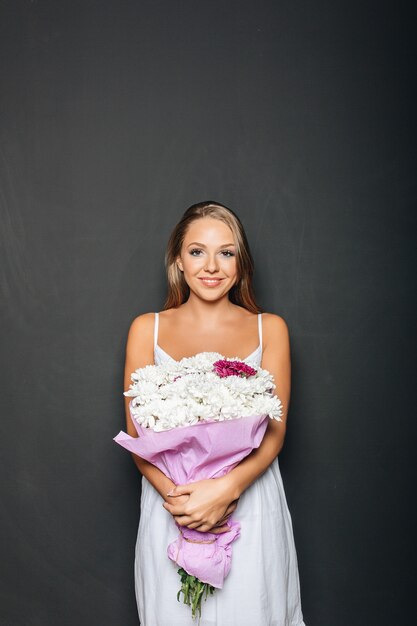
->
<box><xmin>124</xmin><ymin>313</ymin><xmax>239</xmax><ymax>531</ymax></box>
<box><xmin>163</xmin><ymin>314</ymin><xmax>291</xmax><ymax>529</ymax></box>
<box><xmin>123</xmin><ymin>314</ymin><xmax>177</xmax><ymax>501</ymax></box>
<box><xmin>222</xmin><ymin>314</ymin><xmax>291</xmax><ymax>498</ymax></box>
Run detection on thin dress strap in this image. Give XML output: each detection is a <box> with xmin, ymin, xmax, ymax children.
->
<box><xmin>258</xmin><ymin>313</ymin><xmax>263</xmax><ymax>352</ymax></box>
<box><xmin>154</xmin><ymin>312</ymin><xmax>159</xmax><ymax>351</ymax></box>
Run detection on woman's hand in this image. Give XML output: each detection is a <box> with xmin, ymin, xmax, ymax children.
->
<box><xmin>210</xmin><ymin>499</ymin><xmax>239</xmax><ymax>531</ymax></box>
<box><xmin>165</xmin><ymin>493</ymin><xmax>190</xmax><ymax>507</ymax></box>
<box><xmin>165</xmin><ymin>493</ymin><xmax>238</xmax><ymax>533</ymax></box>
<box><xmin>163</xmin><ymin>476</ymin><xmax>239</xmax><ymax>534</ymax></box>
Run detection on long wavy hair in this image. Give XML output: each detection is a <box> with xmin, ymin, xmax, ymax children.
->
<box><xmin>163</xmin><ymin>201</ymin><xmax>263</xmax><ymax>313</ymax></box>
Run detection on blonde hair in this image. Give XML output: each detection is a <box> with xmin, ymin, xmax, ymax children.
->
<box><xmin>163</xmin><ymin>201</ymin><xmax>263</xmax><ymax>313</ymax></box>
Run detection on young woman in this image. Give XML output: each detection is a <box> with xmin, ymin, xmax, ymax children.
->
<box><xmin>123</xmin><ymin>201</ymin><xmax>305</xmax><ymax>625</ymax></box>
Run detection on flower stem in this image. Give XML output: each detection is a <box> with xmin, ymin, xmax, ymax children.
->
<box><xmin>176</xmin><ymin>567</ymin><xmax>216</xmax><ymax>621</ymax></box>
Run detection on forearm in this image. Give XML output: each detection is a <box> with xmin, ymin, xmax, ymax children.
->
<box><xmin>223</xmin><ymin>419</ymin><xmax>286</xmax><ymax>500</ymax></box>
<box><xmin>131</xmin><ymin>453</ymin><xmax>175</xmax><ymax>503</ymax></box>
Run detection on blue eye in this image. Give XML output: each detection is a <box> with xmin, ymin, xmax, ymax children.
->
<box><xmin>189</xmin><ymin>249</ymin><xmax>235</xmax><ymax>257</ymax></box>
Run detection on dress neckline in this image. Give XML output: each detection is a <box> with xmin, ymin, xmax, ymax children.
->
<box><xmin>154</xmin><ymin>341</ymin><xmax>261</xmax><ymax>363</ymax></box>
<box><xmin>154</xmin><ymin>311</ymin><xmax>263</xmax><ymax>363</ymax></box>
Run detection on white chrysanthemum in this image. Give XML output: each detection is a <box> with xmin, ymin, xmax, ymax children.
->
<box><xmin>186</xmin><ymin>400</ymin><xmax>218</xmax><ymax>421</ymax></box>
<box><xmin>125</xmin><ymin>379</ymin><xmax>159</xmax><ymax>402</ymax></box>
<box><xmin>182</xmin><ymin>352</ymin><xmax>223</xmax><ymax>371</ymax></box>
<box><xmin>252</xmin><ymin>394</ymin><xmax>283</xmax><ymax>420</ymax></box>
<box><xmin>124</xmin><ymin>354</ymin><xmax>283</xmax><ymax>430</ymax></box>
<box><xmin>132</xmin><ymin>364</ymin><xmax>165</xmax><ymax>383</ymax></box>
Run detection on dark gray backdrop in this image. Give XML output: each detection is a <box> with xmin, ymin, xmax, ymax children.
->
<box><xmin>1</xmin><ymin>1</ymin><xmax>415</xmax><ymax>625</ymax></box>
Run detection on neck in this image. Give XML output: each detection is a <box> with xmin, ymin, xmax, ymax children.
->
<box><xmin>178</xmin><ymin>293</ymin><xmax>238</xmax><ymax>325</ymax></box>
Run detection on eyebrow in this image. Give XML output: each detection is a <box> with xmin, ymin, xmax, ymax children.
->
<box><xmin>187</xmin><ymin>241</ymin><xmax>235</xmax><ymax>248</ymax></box>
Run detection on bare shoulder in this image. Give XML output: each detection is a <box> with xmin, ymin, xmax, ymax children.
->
<box><xmin>127</xmin><ymin>311</ymin><xmax>155</xmax><ymax>337</ymax></box>
<box><xmin>261</xmin><ymin>312</ymin><xmax>290</xmax><ymax>352</ymax></box>
<box><xmin>125</xmin><ymin>311</ymin><xmax>156</xmax><ymax>359</ymax></box>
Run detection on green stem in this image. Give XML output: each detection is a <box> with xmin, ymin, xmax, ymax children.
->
<box><xmin>176</xmin><ymin>567</ymin><xmax>216</xmax><ymax>621</ymax></box>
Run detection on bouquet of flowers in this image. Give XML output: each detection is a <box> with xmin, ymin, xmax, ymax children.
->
<box><xmin>113</xmin><ymin>351</ymin><xmax>283</xmax><ymax>621</ymax></box>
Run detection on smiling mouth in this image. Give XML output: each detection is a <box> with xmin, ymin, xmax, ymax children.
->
<box><xmin>198</xmin><ymin>278</ymin><xmax>224</xmax><ymax>286</ymax></box>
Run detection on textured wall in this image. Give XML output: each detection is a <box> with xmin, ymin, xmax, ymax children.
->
<box><xmin>0</xmin><ymin>1</ymin><xmax>415</xmax><ymax>625</ymax></box>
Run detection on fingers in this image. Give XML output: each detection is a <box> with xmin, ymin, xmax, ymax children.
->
<box><xmin>186</xmin><ymin>513</ymin><xmax>231</xmax><ymax>530</ymax></box>
<box><xmin>174</xmin><ymin>516</ymin><xmax>232</xmax><ymax>533</ymax></box>
<box><xmin>200</xmin><ymin>524</ymin><xmax>231</xmax><ymax>534</ymax></box>
<box><xmin>213</xmin><ymin>503</ymin><xmax>236</xmax><ymax>525</ymax></box>
<box><xmin>173</xmin><ymin>515</ymin><xmax>194</xmax><ymax>526</ymax></box>
<box><xmin>166</xmin><ymin>499</ymin><xmax>238</xmax><ymax>532</ymax></box>
<box><xmin>213</xmin><ymin>512</ymin><xmax>232</xmax><ymax>527</ymax></box>
<box><xmin>185</xmin><ymin>521</ymin><xmax>205</xmax><ymax>529</ymax></box>
<box><xmin>163</xmin><ymin>502</ymin><xmax>186</xmax><ymax>516</ymax></box>
<box><xmin>177</xmin><ymin>505</ymin><xmax>236</xmax><ymax>530</ymax></box>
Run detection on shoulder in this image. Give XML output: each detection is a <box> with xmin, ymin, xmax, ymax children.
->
<box><xmin>261</xmin><ymin>312</ymin><xmax>290</xmax><ymax>350</ymax></box>
<box><xmin>125</xmin><ymin>312</ymin><xmax>156</xmax><ymax>356</ymax></box>
<box><xmin>127</xmin><ymin>311</ymin><xmax>155</xmax><ymax>335</ymax></box>
<box><xmin>126</xmin><ymin>308</ymin><xmax>179</xmax><ymax>343</ymax></box>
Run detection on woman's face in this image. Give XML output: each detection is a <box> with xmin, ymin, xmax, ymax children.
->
<box><xmin>177</xmin><ymin>217</ymin><xmax>238</xmax><ymax>301</ymax></box>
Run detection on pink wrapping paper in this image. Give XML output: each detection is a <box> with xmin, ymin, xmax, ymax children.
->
<box><xmin>113</xmin><ymin>402</ymin><xmax>270</xmax><ymax>588</ymax></box>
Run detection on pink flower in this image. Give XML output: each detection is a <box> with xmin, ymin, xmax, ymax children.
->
<box><xmin>213</xmin><ymin>359</ymin><xmax>257</xmax><ymax>378</ymax></box>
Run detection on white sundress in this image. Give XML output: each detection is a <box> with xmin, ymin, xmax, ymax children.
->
<box><xmin>134</xmin><ymin>312</ymin><xmax>306</xmax><ymax>626</ymax></box>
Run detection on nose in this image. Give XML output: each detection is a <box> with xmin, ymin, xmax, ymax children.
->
<box><xmin>204</xmin><ymin>254</ymin><xmax>220</xmax><ymax>273</ymax></box>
